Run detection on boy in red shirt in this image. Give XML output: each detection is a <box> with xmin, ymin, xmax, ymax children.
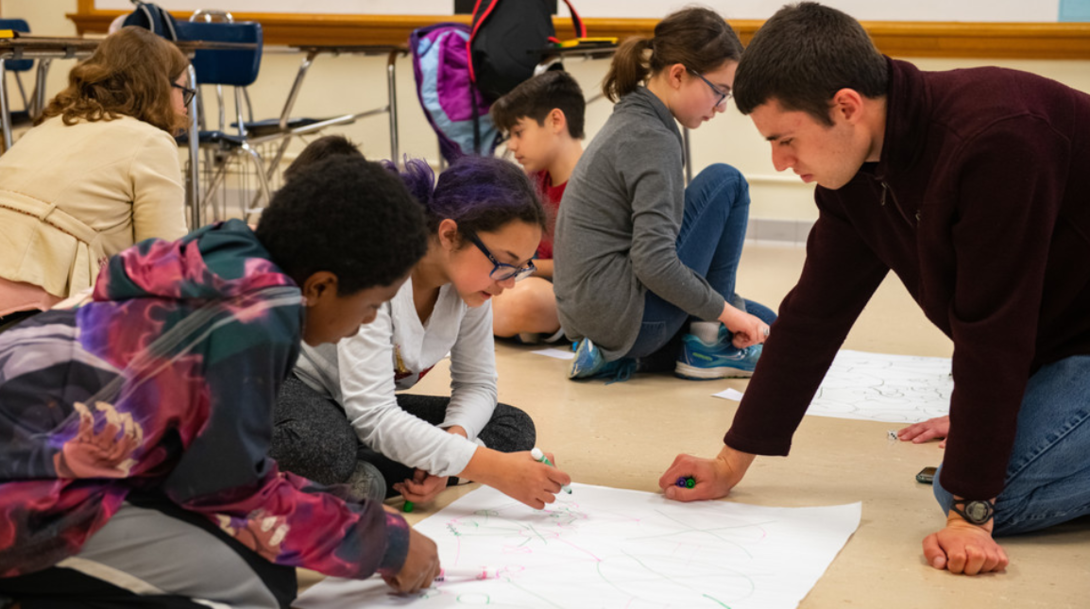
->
<box><xmin>489</xmin><ymin>70</ymin><xmax>585</xmax><ymax>343</ymax></box>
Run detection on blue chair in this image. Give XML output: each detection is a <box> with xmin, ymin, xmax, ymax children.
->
<box><xmin>170</xmin><ymin>18</ymin><xmax>272</xmax><ymax>220</ymax></box>
<box><xmin>173</xmin><ymin>12</ymin><xmax>360</xmax><ymax>220</ymax></box>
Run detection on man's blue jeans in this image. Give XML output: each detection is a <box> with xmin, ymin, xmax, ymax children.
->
<box><xmin>627</xmin><ymin>163</ymin><xmax>775</xmax><ymax>359</ymax></box>
<box><xmin>933</xmin><ymin>354</ymin><xmax>1090</xmax><ymax>535</ymax></box>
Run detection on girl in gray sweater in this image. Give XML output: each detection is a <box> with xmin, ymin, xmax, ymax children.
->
<box><xmin>555</xmin><ymin>7</ymin><xmax>775</xmax><ymax>381</ymax></box>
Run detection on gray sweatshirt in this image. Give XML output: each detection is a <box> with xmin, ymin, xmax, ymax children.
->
<box><xmin>553</xmin><ymin>87</ymin><xmax>723</xmax><ymax>360</ymax></box>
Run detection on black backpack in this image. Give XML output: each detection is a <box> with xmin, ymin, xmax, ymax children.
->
<box><xmin>121</xmin><ymin>0</ymin><xmax>179</xmax><ymax>41</ymax></box>
<box><xmin>468</xmin><ymin>0</ymin><xmax>585</xmax><ymax>101</ymax></box>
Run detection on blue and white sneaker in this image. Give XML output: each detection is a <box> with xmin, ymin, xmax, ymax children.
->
<box><xmin>569</xmin><ymin>338</ymin><xmax>637</xmax><ymax>382</ymax></box>
<box><xmin>675</xmin><ymin>328</ymin><xmax>763</xmax><ymax>380</ymax></box>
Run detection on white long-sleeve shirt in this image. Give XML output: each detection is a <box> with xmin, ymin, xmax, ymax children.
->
<box><xmin>294</xmin><ymin>276</ymin><xmax>498</xmax><ymax>477</ymax></box>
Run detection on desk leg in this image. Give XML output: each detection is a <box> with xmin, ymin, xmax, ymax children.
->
<box><xmin>0</xmin><ymin>60</ymin><xmax>12</xmax><ymax>153</ymax></box>
<box><xmin>386</xmin><ymin>49</ymin><xmax>400</xmax><ymax>162</ymax></box>
<box><xmin>264</xmin><ymin>50</ymin><xmax>317</xmax><ymax>184</ymax></box>
<box><xmin>32</xmin><ymin>58</ymin><xmax>52</xmax><ymax>121</ymax></box>
<box><xmin>187</xmin><ymin>64</ymin><xmax>202</xmax><ymax>230</ymax></box>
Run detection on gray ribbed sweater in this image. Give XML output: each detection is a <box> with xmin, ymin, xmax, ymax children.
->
<box><xmin>553</xmin><ymin>87</ymin><xmax>723</xmax><ymax>360</ymax></box>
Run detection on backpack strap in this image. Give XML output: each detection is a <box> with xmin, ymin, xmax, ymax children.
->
<box><xmin>561</xmin><ymin>0</ymin><xmax>587</xmax><ymax>38</ymax></box>
<box><xmin>466</xmin><ymin>0</ymin><xmax>499</xmax><ymax>84</ymax></box>
<box><xmin>161</xmin><ymin>8</ymin><xmax>178</xmax><ymax>41</ymax></box>
<box><xmin>133</xmin><ymin>1</ymin><xmax>178</xmax><ymax>41</ymax></box>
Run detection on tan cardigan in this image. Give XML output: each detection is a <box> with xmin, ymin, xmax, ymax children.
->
<box><xmin>0</xmin><ymin>115</ymin><xmax>188</xmax><ymax>298</ymax></box>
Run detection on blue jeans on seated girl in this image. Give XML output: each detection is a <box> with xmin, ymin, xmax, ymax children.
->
<box><xmin>626</xmin><ymin>163</ymin><xmax>776</xmax><ymax>362</ymax></box>
<box><xmin>932</xmin><ymin>354</ymin><xmax>1090</xmax><ymax>535</ymax></box>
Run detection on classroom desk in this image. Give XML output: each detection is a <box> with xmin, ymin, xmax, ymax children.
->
<box><xmin>0</xmin><ymin>35</ymin><xmax>257</xmax><ymax>230</ymax></box>
<box><xmin>276</xmin><ymin>44</ymin><xmax>408</xmax><ymax>167</ymax></box>
<box><xmin>535</xmin><ymin>43</ymin><xmax>696</xmax><ymax>184</ymax></box>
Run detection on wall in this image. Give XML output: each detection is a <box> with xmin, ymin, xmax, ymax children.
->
<box><xmin>6</xmin><ymin>0</ymin><xmax>1090</xmax><ymax>222</ymax></box>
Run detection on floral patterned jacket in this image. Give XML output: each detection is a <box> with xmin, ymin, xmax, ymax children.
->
<box><xmin>0</xmin><ymin>220</ymin><xmax>408</xmax><ymax>578</ymax></box>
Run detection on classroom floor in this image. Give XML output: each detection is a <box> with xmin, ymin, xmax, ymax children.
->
<box><xmin>297</xmin><ymin>243</ymin><xmax>1089</xmax><ymax>608</ymax></box>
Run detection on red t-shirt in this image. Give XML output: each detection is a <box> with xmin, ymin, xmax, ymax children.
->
<box><xmin>533</xmin><ymin>170</ymin><xmax>566</xmax><ymax>260</ymax></box>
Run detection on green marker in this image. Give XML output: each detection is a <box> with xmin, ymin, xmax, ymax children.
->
<box><xmin>531</xmin><ymin>447</ymin><xmax>572</xmax><ymax>494</ymax></box>
<box><xmin>676</xmin><ymin>476</ymin><xmax>695</xmax><ymax>488</ymax></box>
<box><xmin>402</xmin><ymin>500</ymin><xmax>414</xmax><ymax>513</ymax></box>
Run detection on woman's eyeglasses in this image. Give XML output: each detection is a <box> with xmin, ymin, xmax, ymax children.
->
<box><xmin>465</xmin><ymin>231</ymin><xmax>536</xmax><ymax>282</ymax></box>
<box><xmin>172</xmin><ymin>82</ymin><xmax>198</xmax><ymax>107</ymax></box>
<box><xmin>688</xmin><ymin>69</ymin><xmax>732</xmax><ymax>111</ymax></box>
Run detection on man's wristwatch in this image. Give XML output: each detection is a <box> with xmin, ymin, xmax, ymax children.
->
<box><xmin>950</xmin><ymin>499</ymin><xmax>995</xmax><ymax>525</ymax></box>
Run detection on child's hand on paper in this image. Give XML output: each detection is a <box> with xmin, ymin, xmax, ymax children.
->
<box><xmin>383</xmin><ymin>528</ymin><xmax>441</xmax><ymax>593</ymax></box>
<box><xmin>898</xmin><ymin>415</ymin><xmax>949</xmax><ymax>448</ymax></box>
<box><xmin>394</xmin><ymin>468</ymin><xmax>449</xmax><ymax>505</ymax></box>
<box><xmin>462</xmin><ymin>448</ymin><xmax>571</xmax><ymax>510</ymax></box>
<box><xmin>659</xmin><ymin>445</ymin><xmax>755</xmax><ymax>501</ymax></box>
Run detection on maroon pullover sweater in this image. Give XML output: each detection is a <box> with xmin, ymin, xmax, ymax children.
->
<box><xmin>725</xmin><ymin>58</ymin><xmax>1090</xmax><ymax>500</ymax></box>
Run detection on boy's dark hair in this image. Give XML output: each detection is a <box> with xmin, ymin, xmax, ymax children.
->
<box><xmin>490</xmin><ymin>70</ymin><xmax>586</xmax><ymax>139</ymax></box>
<box><xmin>282</xmin><ymin>135</ymin><xmax>364</xmax><ymax>183</ymax></box>
<box><xmin>602</xmin><ymin>7</ymin><xmax>742</xmax><ymax>103</ymax></box>
<box><xmin>383</xmin><ymin>155</ymin><xmax>546</xmax><ymax>244</ymax></box>
<box><xmin>256</xmin><ymin>156</ymin><xmax>428</xmax><ymax>295</ymax></box>
<box><xmin>734</xmin><ymin>2</ymin><xmax>889</xmax><ymax>126</ymax></box>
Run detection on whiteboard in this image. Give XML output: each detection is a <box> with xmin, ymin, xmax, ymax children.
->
<box><xmin>94</xmin><ymin>0</ymin><xmax>1069</xmax><ymax>23</ymax></box>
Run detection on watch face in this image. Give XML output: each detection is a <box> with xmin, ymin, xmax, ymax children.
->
<box><xmin>965</xmin><ymin>501</ymin><xmax>993</xmax><ymax>523</ymax></box>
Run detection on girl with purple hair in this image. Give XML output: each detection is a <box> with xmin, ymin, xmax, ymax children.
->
<box><xmin>270</xmin><ymin>155</ymin><xmax>571</xmax><ymax>510</ymax></box>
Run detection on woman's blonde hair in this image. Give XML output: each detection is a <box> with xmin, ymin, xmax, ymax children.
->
<box><xmin>38</xmin><ymin>26</ymin><xmax>189</xmax><ymax>133</ymax></box>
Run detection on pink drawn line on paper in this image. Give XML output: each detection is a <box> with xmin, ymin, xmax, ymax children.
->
<box><xmin>559</xmin><ymin>538</ymin><xmax>603</xmax><ymax>562</ymax></box>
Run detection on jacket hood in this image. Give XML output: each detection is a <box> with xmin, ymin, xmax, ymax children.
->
<box><xmin>92</xmin><ymin>219</ymin><xmax>295</xmax><ymax>303</ymax></box>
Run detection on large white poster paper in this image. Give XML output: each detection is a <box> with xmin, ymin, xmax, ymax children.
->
<box><xmin>296</xmin><ymin>484</ymin><xmax>861</xmax><ymax>609</ymax></box>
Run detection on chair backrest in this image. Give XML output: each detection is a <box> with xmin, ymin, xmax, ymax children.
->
<box><xmin>0</xmin><ymin>19</ymin><xmax>34</xmax><ymax>72</ymax></box>
<box><xmin>174</xmin><ymin>20</ymin><xmax>262</xmax><ymax>87</ymax></box>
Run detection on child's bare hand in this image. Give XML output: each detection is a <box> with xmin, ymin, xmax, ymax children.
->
<box><xmin>393</xmin><ymin>468</ymin><xmax>448</xmax><ymax>505</ymax></box>
<box><xmin>464</xmin><ymin>449</ymin><xmax>570</xmax><ymax>510</ymax></box>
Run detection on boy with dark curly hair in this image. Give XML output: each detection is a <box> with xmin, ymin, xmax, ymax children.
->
<box><xmin>0</xmin><ymin>157</ymin><xmax>440</xmax><ymax>607</ymax></box>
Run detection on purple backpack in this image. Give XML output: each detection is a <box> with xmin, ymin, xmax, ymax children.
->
<box><xmin>411</xmin><ymin>23</ymin><xmax>499</xmax><ymax>164</ymax></box>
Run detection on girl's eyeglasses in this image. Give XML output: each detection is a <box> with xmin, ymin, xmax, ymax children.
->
<box><xmin>172</xmin><ymin>82</ymin><xmax>198</xmax><ymax>107</ymax></box>
<box><xmin>465</xmin><ymin>231</ymin><xmax>536</xmax><ymax>282</ymax></box>
<box><xmin>688</xmin><ymin>69</ymin><xmax>732</xmax><ymax>111</ymax></box>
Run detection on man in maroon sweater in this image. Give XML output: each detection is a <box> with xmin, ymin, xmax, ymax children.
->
<box><xmin>659</xmin><ymin>2</ymin><xmax>1090</xmax><ymax>576</ymax></box>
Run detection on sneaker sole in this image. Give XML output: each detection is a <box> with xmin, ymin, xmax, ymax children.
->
<box><xmin>674</xmin><ymin>362</ymin><xmax>755</xmax><ymax>380</ymax></box>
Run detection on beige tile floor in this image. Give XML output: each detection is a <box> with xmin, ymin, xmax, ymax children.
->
<box><xmin>298</xmin><ymin>243</ymin><xmax>1090</xmax><ymax>608</ymax></box>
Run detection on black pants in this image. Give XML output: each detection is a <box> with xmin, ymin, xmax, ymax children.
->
<box><xmin>270</xmin><ymin>376</ymin><xmax>536</xmax><ymax>498</ymax></box>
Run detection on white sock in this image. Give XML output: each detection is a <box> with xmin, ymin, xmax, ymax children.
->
<box><xmin>690</xmin><ymin>321</ymin><xmax>722</xmax><ymax>344</ymax></box>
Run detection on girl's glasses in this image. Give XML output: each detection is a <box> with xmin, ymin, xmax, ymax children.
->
<box><xmin>465</xmin><ymin>231</ymin><xmax>536</xmax><ymax>282</ymax></box>
<box><xmin>688</xmin><ymin>69</ymin><xmax>732</xmax><ymax>111</ymax></box>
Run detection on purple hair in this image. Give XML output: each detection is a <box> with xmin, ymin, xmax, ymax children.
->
<box><xmin>382</xmin><ymin>156</ymin><xmax>546</xmax><ymax>237</ymax></box>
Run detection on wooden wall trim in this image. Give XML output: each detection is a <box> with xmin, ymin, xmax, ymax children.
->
<box><xmin>67</xmin><ymin>9</ymin><xmax>1090</xmax><ymax>60</ymax></box>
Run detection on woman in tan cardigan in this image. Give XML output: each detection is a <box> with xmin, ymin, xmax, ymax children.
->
<box><xmin>0</xmin><ymin>26</ymin><xmax>192</xmax><ymax>329</ymax></box>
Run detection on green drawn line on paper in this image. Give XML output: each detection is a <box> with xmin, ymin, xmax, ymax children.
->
<box><xmin>615</xmin><ymin>548</ymin><xmax>757</xmax><ymax>603</ymax></box>
<box><xmin>525</xmin><ymin>523</ymin><xmax>549</xmax><ymax>545</ymax></box>
<box><xmin>455</xmin><ymin>592</ymin><xmax>492</xmax><ymax>604</ymax></box>
<box><xmin>702</xmin><ymin>593</ymin><xmax>733</xmax><ymax>608</ymax></box>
